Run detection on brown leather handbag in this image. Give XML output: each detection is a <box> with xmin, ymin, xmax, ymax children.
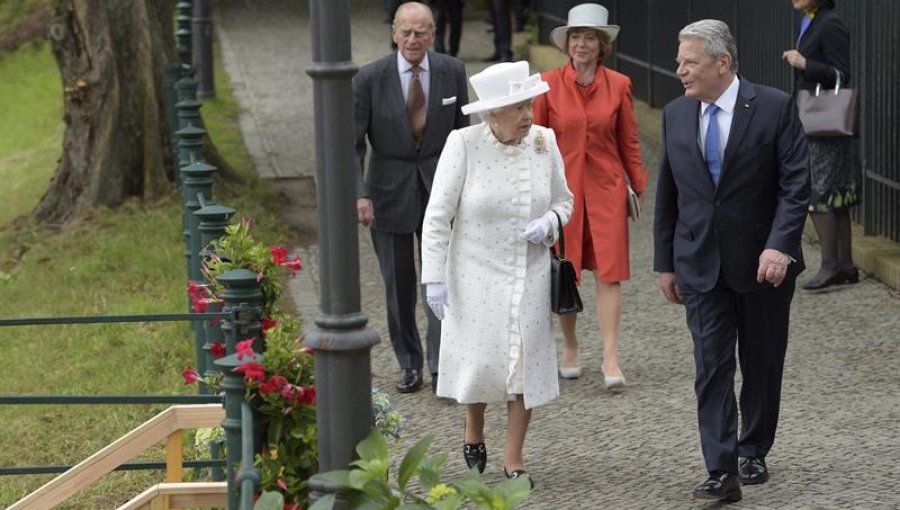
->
<box><xmin>797</xmin><ymin>70</ymin><xmax>859</xmax><ymax>137</ymax></box>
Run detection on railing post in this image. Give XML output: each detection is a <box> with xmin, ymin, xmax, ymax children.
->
<box><xmin>176</xmin><ymin>0</ymin><xmax>194</xmax><ymax>71</ymax></box>
<box><xmin>217</xmin><ymin>269</ymin><xmax>264</xmax><ymax>354</ymax></box>
<box><xmin>214</xmin><ymin>352</ymin><xmax>252</xmax><ymax>510</ymax></box>
<box><xmin>182</xmin><ymin>162</ymin><xmax>217</xmax><ymax>380</ymax></box>
<box><xmin>164</xmin><ymin>62</ymin><xmax>183</xmax><ymax>185</ymax></box>
<box><xmin>196</xmin><ymin>203</ymin><xmax>236</xmax><ymax>383</ymax></box>
<box><xmin>238</xmin><ymin>400</ymin><xmax>261</xmax><ymax>509</ymax></box>
<box><xmin>306</xmin><ymin>1</ymin><xmax>381</xmax><ymax>507</ymax></box>
<box><xmin>193</xmin><ymin>0</ymin><xmax>216</xmax><ymax>98</ymax></box>
<box><xmin>176</xmin><ymin>73</ymin><xmax>203</xmax><ymax>131</ymax></box>
<box><xmin>177</xmin><ymin>125</ymin><xmax>206</xmax><ymax>287</ymax></box>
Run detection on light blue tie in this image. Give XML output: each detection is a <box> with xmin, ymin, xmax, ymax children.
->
<box><xmin>705</xmin><ymin>104</ymin><xmax>721</xmax><ymax>187</ymax></box>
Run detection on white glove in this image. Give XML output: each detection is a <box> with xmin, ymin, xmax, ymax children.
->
<box><xmin>521</xmin><ymin>216</ymin><xmax>553</xmax><ymax>244</ymax></box>
<box><xmin>426</xmin><ymin>283</ymin><xmax>448</xmax><ymax>320</ymax></box>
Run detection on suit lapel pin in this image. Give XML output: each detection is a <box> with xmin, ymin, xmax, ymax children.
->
<box><xmin>743</xmin><ymin>103</ymin><xmax>751</xmax><ymax>109</ymax></box>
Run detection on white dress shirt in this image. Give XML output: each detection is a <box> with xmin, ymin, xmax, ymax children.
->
<box><xmin>699</xmin><ymin>75</ymin><xmax>740</xmax><ymax>162</ymax></box>
<box><xmin>397</xmin><ymin>52</ymin><xmax>430</xmax><ymax>107</ymax></box>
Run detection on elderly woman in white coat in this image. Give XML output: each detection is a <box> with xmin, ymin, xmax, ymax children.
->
<box><xmin>421</xmin><ymin>61</ymin><xmax>573</xmax><ymax>487</ymax></box>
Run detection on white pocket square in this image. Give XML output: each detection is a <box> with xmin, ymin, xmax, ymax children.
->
<box><xmin>441</xmin><ymin>96</ymin><xmax>457</xmax><ymax>106</ymax></box>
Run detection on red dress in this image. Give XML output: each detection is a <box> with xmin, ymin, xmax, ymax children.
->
<box><xmin>533</xmin><ymin>64</ymin><xmax>647</xmax><ymax>282</ymax></box>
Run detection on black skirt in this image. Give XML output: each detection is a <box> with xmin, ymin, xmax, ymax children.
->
<box><xmin>807</xmin><ymin>136</ymin><xmax>862</xmax><ymax>212</ymax></box>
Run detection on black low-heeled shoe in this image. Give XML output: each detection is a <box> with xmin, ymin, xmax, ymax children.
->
<box><xmin>839</xmin><ymin>266</ymin><xmax>860</xmax><ymax>284</ymax></box>
<box><xmin>463</xmin><ymin>442</ymin><xmax>487</xmax><ymax>473</ymax></box>
<box><xmin>503</xmin><ymin>468</ymin><xmax>535</xmax><ymax>489</ymax></box>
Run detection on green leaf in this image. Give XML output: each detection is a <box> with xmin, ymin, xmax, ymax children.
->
<box><xmin>397</xmin><ymin>434</ymin><xmax>432</xmax><ymax>490</ymax></box>
<box><xmin>356</xmin><ymin>428</ymin><xmax>389</xmax><ymax>463</ymax></box>
<box><xmin>397</xmin><ymin>504</ymin><xmax>433</xmax><ymax>510</ymax></box>
<box><xmin>307</xmin><ymin>494</ymin><xmax>336</xmax><ymax>510</ymax></box>
<box><xmin>319</xmin><ymin>469</ymin><xmax>352</xmax><ymax>488</ymax></box>
<box><xmin>253</xmin><ymin>490</ymin><xmax>284</xmax><ymax>510</ymax></box>
<box><xmin>453</xmin><ymin>471</ymin><xmax>493</xmax><ymax>506</ymax></box>
<box><xmin>433</xmin><ymin>494</ymin><xmax>465</xmax><ymax>510</ymax></box>
<box><xmin>494</xmin><ymin>475</ymin><xmax>532</xmax><ymax>507</ymax></box>
<box><xmin>418</xmin><ymin>454</ymin><xmax>447</xmax><ymax>490</ymax></box>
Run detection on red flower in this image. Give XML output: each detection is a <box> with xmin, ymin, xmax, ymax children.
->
<box><xmin>261</xmin><ymin>317</ymin><xmax>279</xmax><ymax>333</ymax></box>
<box><xmin>270</xmin><ymin>245</ymin><xmax>289</xmax><ymax>266</ymax></box>
<box><xmin>281</xmin><ymin>384</ymin><xmax>296</xmax><ymax>401</ymax></box>
<box><xmin>259</xmin><ymin>375</ymin><xmax>288</xmax><ymax>394</ymax></box>
<box><xmin>192</xmin><ymin>298</ymin><xmax>209</xmax><ymax>313</ymax></box>
<box><xmin>285</xmin><ymin>254</ymin><xmax>302</xmax><ymax>274</ymax></box>
<box><xmin>277</xmin><ymin>478</ymin><xmax>288</xmax><ymax>491</ymax></box>
<box><xmin>210</xmin><ymin>342</ymin><xmax>226</xmax><ymax>359</ymax></box>
<box><xmin>234</xmin><ymin>361</ymin><xmax>267</xmax><ymax>382</ymax></box>
<box><xmin>236</xmin><ymin>338</ymin><xmax>256</xmax><ymax>360</ymax></box>
<box><xmin>299</xmin><ymin>385</ymin><xmax>316</xmax><ymax>405</ymax></box>
<box><xmin>182</xmin><ymin>366</ymin><xmax>199</xmax><ymax>385</ymax></box>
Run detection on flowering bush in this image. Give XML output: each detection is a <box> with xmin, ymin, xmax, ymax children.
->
<box><xmin>184</xmin><ymin>218</ymin><xmax>313</xmax><ymax>507</ymax></box>
<box><xmin>183</xmin><ymin>218</ymin><xmax>406</xmax><ymax>510</ymax></box>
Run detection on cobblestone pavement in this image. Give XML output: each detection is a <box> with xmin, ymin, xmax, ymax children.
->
<box><xmin>217</xmin><ymin>1</ymin><xmax>900</xmax><ymax>508</ymax></box>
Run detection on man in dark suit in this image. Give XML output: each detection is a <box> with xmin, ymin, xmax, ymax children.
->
<box><xmin>354</xmin><ymin>2</ymin><xmax>469</xmax><ymax>394</ymax></box>
<box><xmin>432</xmin><ymin>0</ymin><xmax>464</xmax><ymax>57</ymax></box>
<box><xmin>653</xmin><ymin>19</ymin><xmax>810</xmax><ymax>503</ymax></box>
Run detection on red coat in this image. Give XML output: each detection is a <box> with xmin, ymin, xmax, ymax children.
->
<box><xmin>534</xmin><ymin>64</ymin><xmax>647</xmax><ymax>282</ymax></box>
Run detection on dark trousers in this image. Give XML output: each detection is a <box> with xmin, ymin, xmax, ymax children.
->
<box><xmin>680</xmin><ymin>278</ymin><xmax>796</xmax><ymax>474</ymax></box>
<box><xmin>370</xmin><ymin>228</ymin><xmax>441</xmax><ymax>375</ymax></box>
<box><xmin>488</xmin><ymin>0</ymin><xmax>512</xmax><ymax>59</ymax></box>
<box><xmin>433</xmin><ymin>0</ymin><xmax>464</xmax><ymax>56</ymax></box>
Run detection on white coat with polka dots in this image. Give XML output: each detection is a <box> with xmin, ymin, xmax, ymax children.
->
<box><xmin>421</xmin><ymin>123</ymin><xmax>573</xmax><ymax>409</ymax></box>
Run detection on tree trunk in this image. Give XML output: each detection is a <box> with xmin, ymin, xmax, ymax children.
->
<box><xmin>35</xmin><ymin>0</ymin><xmax>177</xmax><ymax>223</ymax></box>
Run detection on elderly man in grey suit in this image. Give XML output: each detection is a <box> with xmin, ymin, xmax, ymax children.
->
<box><xmin>354</xmin><ymin>1</ymin><xmax>469</xmax><ymax>394</ymax></box>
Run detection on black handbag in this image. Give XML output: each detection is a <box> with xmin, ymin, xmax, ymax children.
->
<box><xmin>550</xmin><ymin>211</ymin><xmax>583</xmax><ymax>315</ymax></box>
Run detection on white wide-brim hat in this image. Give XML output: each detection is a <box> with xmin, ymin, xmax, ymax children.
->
<box><xmin>461</xmin><ymin>61</ymin><xmax>550</xmax><ymax>115</ymax></box>
<box><xmin>549</xmin><ymin>3</ymin><xmax>620</xmax><ymax>50</ymax></box>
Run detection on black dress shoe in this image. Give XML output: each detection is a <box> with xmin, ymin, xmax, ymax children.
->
<box><xmin>802</xmin><ymin>271</ymin><xmax>843</xmax><ymax>290</ymax></box>
<box><xmin>396</xmin><ymin>369</ymin><xmax>423</xmax><ymax>393</ymax></box>
<box><xmin>431</xmin><ymin>372</ymin><xmax>438</xmax><ymax>393</ymax></box>
<box><xmin>739</xmin><ymin>457</ymin><xmax>769</xmax><ymax>485</ymax></box>
<box><xmin>693</xmin><ymin>471</ymin><xmax>742</xmax><ymax>502</ymax></box>
<box><xmin>504</xmin><ymin>468</ymin><xmax>535</xmax><ymax>489</ymax></box>
<box><xmin>839</xmin><ymin>266</ymin><xmax>860</xmax><ymax>284</ymax></box>
<box><xmin>463</xmin><ymin>442</ymin><xmax>487</xmax><ymax>473</ymax></box>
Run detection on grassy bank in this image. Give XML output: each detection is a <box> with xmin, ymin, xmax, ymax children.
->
<box><xmin>0</xmin><ymin>39</ymin><xmax>291</xmax><ymax>507</ymax></box>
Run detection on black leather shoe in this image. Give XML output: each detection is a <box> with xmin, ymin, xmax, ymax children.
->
<box><xmin>839</xmin><ymin>266</ymin><xmax>860</xmax><ymax>284</ymax></box>
<box><xmin>464</xmin><ymin>442</ymin><xmax>487</xmax><ymax>473</ymax></box>
<box><xmin>802</xmin><ymin>271</ymin><xmax>843</xmax><ymax>290</ymax></box>
<box><xmin>396</xmin><ymin>369</ymin><xmax>423</xmax><ymax>393</ymax></box>
<box><xmin>693</xmin><ymin>471</ymin><xmax>742</xmax><ymax>502</ymax></box>
<box><xmin>739</xmin><ymin>457</ymin><xmax>769</xmax><ymax>485</ymax></box>
<box><xmin>431</xmin><ymin>373</ymin><xmax>438</xmax><ymax>393</ymax></box>
<box><xmin>504</xmin><ymin>468</ymin><xmax>535</xmax><ymax>489</ymax></box>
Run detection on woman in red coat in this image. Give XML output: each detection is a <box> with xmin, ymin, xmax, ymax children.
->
<box><xmin>533</xmin><ymin>3</ymin><xmax>647</xmax><ymax>389</ymax></box>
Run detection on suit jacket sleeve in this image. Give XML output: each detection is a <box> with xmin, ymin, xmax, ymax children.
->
<box><xmin>453</xmin><ymin>60</ymin><xmax>470</xmax><ymax>129</ymax></box>
<box><xmin>766</xmin><ymin>95</ymin><xmax>811</xmax><ymax>254</ymax></box>
<box><xmin>803</xmin><ymin>14</ymin><xmax>851</xmax><ymax>87</ymax></box>
<box><xmin>653</xmin><ymin>105</ymin><xmax>677</xmax><ymax>273</ymax></box>
<box><xmin>353</xmin><ymin>66</ymin><xmax>372</xmax><ymax>199</ymax></box>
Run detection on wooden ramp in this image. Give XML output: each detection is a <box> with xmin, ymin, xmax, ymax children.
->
<box><xmin>9</xmin><ymin>404</ymin><xmax>224</xmax><ymax>510</ymax></box>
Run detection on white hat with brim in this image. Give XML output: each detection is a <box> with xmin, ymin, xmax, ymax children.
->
<box><xmin>461</xmin><ymin>61</ymin><xmax>550</xmax><ymax>115</ymax></box>
<box><xmin>549</xmin><ymin>3</ymin><xmax>620</xmax><ymax>51</ymax></box>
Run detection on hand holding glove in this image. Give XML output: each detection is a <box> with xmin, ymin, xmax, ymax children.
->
<box><xmin>426</xmin><ymin>283</ymin><xmax>449</xmax><ymax>320</ymax></box>
<box><xmin>521</xmin><ymin>215</ymin><xmax>553</xmax><ymax>244</ymax></box>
